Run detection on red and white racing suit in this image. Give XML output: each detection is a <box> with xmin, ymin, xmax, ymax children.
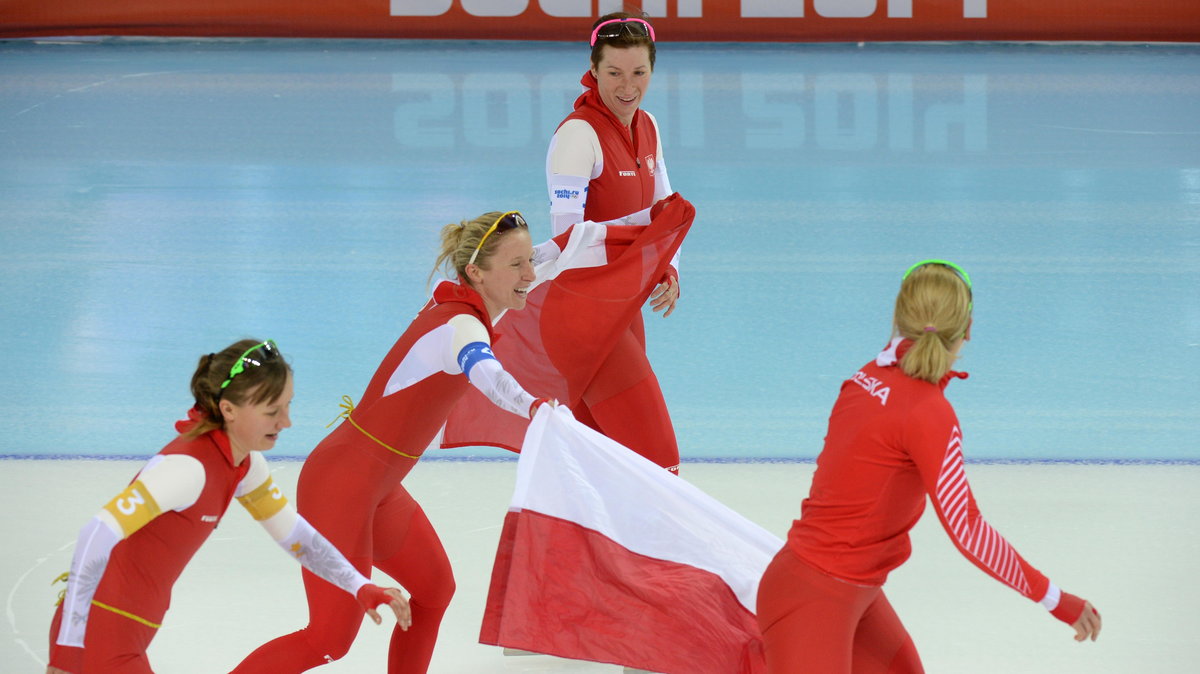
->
<box><xmin>757</xmin><ymin>338</ymin><xmax>1087</xmax><ymax>673</ymax></box>
<box><xmin>232</xmin><ymin>280</ymin><xmax>542</xmax><ymax>674</ymax></box>
<box><xmin>543</xmin><ymin>69</ymin><xmax>680</xmax><ymax>472</ymax></box>
<box><xmin>48</xmin><ymin>414</ymin><xmax>378</xmax><ymax>674</ymax></box>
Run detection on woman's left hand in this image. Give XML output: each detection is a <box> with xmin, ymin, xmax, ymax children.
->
<box><xmin>649</xmin><ymin>275</ymin><xmax>680</xmax><ymax>317</ymax></box>
<box><xmin>1071</xmin><ymin>601</ymin><xmax>1102</xmax><ymax>642</ymax></box>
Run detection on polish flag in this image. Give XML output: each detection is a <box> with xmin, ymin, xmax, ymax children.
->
<box><xmin>480</xmin><ymin>406</ymin><xmax>781</xmax><ymax>673</ymax></box>
<box><xmin>439</xmin><ymin>193</ymin><xmax>694</xmax><ymax>453</ymax></box>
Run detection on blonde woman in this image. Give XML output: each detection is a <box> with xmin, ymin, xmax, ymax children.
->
<box><xmin>232</xmin><ymin>212</ymin><xmax>553</xmax><ymax>674</ymax></box>
<box><xmin>757</xmin><ymin>260</ymin><xmax>1102</xmax><ymax>673</ymax></box>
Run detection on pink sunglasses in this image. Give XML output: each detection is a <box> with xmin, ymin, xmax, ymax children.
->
<box><xmin>589</xmin><ymin>18</ymin><xmax>656</xmax><ymax>46</ymax></box>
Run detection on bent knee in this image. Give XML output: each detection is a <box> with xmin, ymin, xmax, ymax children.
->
<box><xmin>413</xmin><ymin>570</ymin><xmax>456</xmax><ymax>610</ymax></box>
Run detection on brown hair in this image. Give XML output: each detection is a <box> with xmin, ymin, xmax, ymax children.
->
<box><xmin>183</xmin><ymin>339</ymin><xmax>292</xmax><ymax>438</ymax></box>
<box><xmin>893</xmin><ymin>264</ymin><xmax>972</xmax><ymax>384</ymax></box>
<box><xmin>430</xmin><ymin>211</ymin><xmax>529</xmax><ymax>286</ymax></box>
<box><xmin>590</xmin><ymin>11</ymin><xmax>656</xmax><ymax>71</ymax></box>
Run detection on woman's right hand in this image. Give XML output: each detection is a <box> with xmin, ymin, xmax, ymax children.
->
<box><xmin>357</xmin><ymin>584</ymin><xmax>411</xmax><ymax>631</ymax></box>
<box><xmin>529</xmin><ymin>397</ymin><xmax>559</xmax><ymax>418</ymax></box>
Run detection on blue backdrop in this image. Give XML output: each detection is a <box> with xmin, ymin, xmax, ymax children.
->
<box><xmin>1</xmin><ymin>39</ymin><xmax>1196</xmax><ymax>461</ymax></box>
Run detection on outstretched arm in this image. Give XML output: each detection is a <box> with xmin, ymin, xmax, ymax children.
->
<box><xmin>448</xmin><ymin>314</ymin><xmax>549</xmax><ymax>419</ymax></box>
<box><xmin>910</xmin><ymin>408</ymin><xmax>1101</xmax><ymax>639</ymax></box>
<box><xmin>235</xmin><ymin>454</ymin><xmax>411</xmax><ymax>629</ymax></box>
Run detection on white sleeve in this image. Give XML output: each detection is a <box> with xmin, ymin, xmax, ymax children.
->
<box><xmin>532</xmin><ymin>238</ymin><xmax>562</xmax><ymax>267</ymax></box>
<box><xmin>646</xmin><ymin>111</ymin><xmax>673</xmax><ymax>202</ymax></box>
<box><xmin>467</xmin><ymin>358</ymin><xmax>538</xmax><ymax>419</ymax></box>
<box><xmin>447</xmin><ymin>313</ymin><xmax>538</xmax><ymax>418</ymax></box>
<box><xmin>133</xmin><ymin>454</ymin><xmax>205</xmax><ymax>512</ymax></box>
<box><xmin>56</xmin><ymin>454</ymin><xmax>205</xmax><ymax>648</ymax></box>
<box><xmin>55</xmin><ymin>517</ymin><xmax>119</xmax><ymax>648</ymax></box>
<box><xmin>274</xmin><ymin>514</ymin><xmax>372</xmax><ymax>598</ymax></box>
<box><xmin>547</xmin><ymin>119</ymin><xmax>601</xmax><ymax>236</ymax></box>
<box><xmin>234</xmin><ymin>452</ymin><xmax>372</xmax><ymax>598</ymax></box>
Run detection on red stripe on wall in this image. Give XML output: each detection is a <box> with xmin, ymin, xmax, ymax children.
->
<box><xmin>1</xmin><ymin>0</ymin><xmax>1197</xmax><ymax>42</ymax></box>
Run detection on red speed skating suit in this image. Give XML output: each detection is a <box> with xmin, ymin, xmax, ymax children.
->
<box><xmin>757</xmin><ymin>339</ymin><xmax>1071</xmax><ymax>673</ymax></box>
<box><xmin>232</xmin><ymin>281</ymin><xmax>537</xmax><ymax>674</ymax></box>
<box><xmin>439</xmin><ymin>72</ymin><xmax>685</xmax><ymax>473</ymax></box>
<box><xmin>48</xmin><ymin>410</ymin><xmax>388</xmax><ymax>674</ymax></box>
<box><xmin>546</xmin><ymin>70</ymin><xmax>679</xmax><ymax>471</ymax></box>
<box><xmin>47</xmin><ymin>426</ymin><xmax>251</xmax><ymax>673</ymax></box>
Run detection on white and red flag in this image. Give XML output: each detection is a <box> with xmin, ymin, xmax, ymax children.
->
<box><xmin>480</xmin><ymin>406</ymin><xmax>782</xmax><ymax>673</ymax></box>
<box><xmin>439</xmin><ymin>193</ymin><xmax>694</xmax><ymax>453</ymax></box>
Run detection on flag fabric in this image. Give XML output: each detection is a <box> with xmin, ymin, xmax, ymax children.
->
<box><xmin>439</xmin><ymin>193</ymin><xmax>695</xmax><ymax>453</ymax></box>
<box><xmin>480</xmin><ymin>406</ymin><xmax>782</xmax><ymax>674</ymax></box>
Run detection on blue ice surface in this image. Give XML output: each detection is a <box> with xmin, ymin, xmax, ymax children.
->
<box><xmin>1</xmin><ymin>38</ymin><xmax>1197</xmax><ymax>462</ymax></box>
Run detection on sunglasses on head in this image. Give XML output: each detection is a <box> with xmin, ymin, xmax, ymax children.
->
<box><xmin>903</xmin><ymin>259</ymin><xmax>973</xmax><ymax>310</ymax></box>
<box><xmin>902</xmin><ymin>259</ymin><xmax>972</xmax><ymax>290</ymax></box>
<box><xmin>590</xmin><ymin>18</ymin><xmax>656</xmax><ymax>46</ymax></box>
<box><xmin>220</xmin><ymin>339</ymin><xmax>281</xmax><ymax>391</ymax></box>
<box><xmin>468</xmin><ymin>211</ymin><xmax>527</xmax><ymax>266</ymax></box>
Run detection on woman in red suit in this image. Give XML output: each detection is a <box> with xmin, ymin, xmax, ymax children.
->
<box><xmin>757</xmin><ymin>260</ymin><xmax>1102</xmax><ymax>673</ymax></box>
<box><xmin>46</xmin><ymin>338</ymin><xmax>408</xmax><ymax>674</ymax></box>
<box><xmin>231</xmin><ymin>211</ymin><xmax>554</xmax><ymax>674</ymax></box>
<box><xmin>543</xmin><ymin>12</ymin><xmax>682</xmax><ymax>472</ymax></box>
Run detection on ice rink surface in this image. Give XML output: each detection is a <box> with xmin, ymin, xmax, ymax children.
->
<box><xmin>4</xmin><ymin>460</ymin><xmax>1199</xmax><ymax>672</ymax></box>
<box><xmin>1</xmin><ymin>37</ymin><xmax>1198</xmax><ymax>672</ymax></box>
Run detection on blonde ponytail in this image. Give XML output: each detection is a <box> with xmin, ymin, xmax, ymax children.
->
<box><xmin>893</xmin><ymin>262</ymin><xmax>972</xmax><ymax>384</ymax></box>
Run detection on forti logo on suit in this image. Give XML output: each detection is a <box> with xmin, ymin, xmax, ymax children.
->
<box><xmin>389</xmin><ymin>0</ymin><xmax>988</xmax><ymax>19</ymax></box>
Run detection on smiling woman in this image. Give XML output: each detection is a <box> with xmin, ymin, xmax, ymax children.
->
<box><xmin>441</xmin><ymin>211</ymin><xmax>537</xmax><ymax>317</ymax></box>
<box><xmin>229</xmin><ymin>212</ymin><xmax>555</xmax><ymax>674</ymax></box>
<box><xmin>542</xmin><ymin>12</ymin><xmax>684</xmax><ymax>474</ymax></box>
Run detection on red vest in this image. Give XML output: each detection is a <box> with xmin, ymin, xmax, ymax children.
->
<box><xmin>93</xmin><ymin>428</ymin><xmax>249</xmax><ymax>625</ymax></box>
<box><xmin>560</xmin><ymin>70</ymin><xmax>659</xmax><ymax>222</ymax></box>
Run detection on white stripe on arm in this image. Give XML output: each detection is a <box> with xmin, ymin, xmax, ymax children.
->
<box><xmin>933</xmin><ymin>427</ymin><xmax>1035</xmax><ymax>597</ymax></box>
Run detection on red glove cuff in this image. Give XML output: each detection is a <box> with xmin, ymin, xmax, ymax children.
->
<box><xmin>1050</xmin><ymin>591</ymin><xmax>1086</xmax><ymax>625</ymax></box>
<box><xmin>658</xmin><ymin>264</ymin><xmax>679</xmax><ymax>290</ymax></box>
<box><xmin>529</xmin><ymin>397</ymin><xmax>551</xmax><ymax>419</ymax></box>
<box><xmin>356</xmin><ymin>584</ymin><xmax>391</xmax><ymax>612</ymax></box>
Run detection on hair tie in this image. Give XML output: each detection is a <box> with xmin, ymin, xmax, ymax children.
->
<box><xmin>923</xmin><ymin>325</ymin><xmax>938</xmax><ymax>333</ymax></box>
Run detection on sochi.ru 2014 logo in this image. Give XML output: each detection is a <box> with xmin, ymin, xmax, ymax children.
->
<box><xmin>390</xmin><ymin>1</ymin><xmax>987</xmax><ymax>19</ymax></box>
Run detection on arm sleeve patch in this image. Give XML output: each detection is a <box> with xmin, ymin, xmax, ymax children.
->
<box><xmin>237</xmin><ymin>476</ymin><xmax>289</xmax><ymax>522</ymax></box>
<box><xmin>457</xmin><ymin>341</ymin><xmax>497</xmax><ymax>380</ymax></box>
<box><xmin>101</xmin><ymin>480</ymin><xmax>162</xmax><ymax>538</ymax></box>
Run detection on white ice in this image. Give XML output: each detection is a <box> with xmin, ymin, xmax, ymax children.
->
<box><xmin>4</xmin><ymin>459</ymin><xmax>1197</xmax><ymax>672</ymax></box>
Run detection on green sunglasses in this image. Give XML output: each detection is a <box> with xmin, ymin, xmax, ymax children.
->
<box><xmin>903</xmin><ymin>259</ymin><xmax>973</xmax><ymax>313</ymax></box>
<box><xmin>902</xmin><ymin>259</ymin><xmax>972</xmax><ymax>289</ymax></box>
<box><xmin>220</xmin><ymin>339</ymin><xmax>281</xmax><ymax>391</ymax></box>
